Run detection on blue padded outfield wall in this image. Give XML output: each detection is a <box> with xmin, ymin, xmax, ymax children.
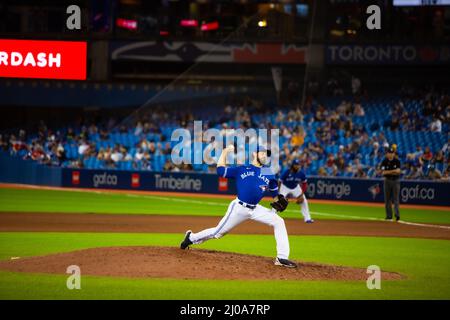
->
<box><xmin>1</xmin><ymin>154</ymin><xmax>449</xmax><ymax>206</ymax></box>
<box><xmin>0</xmin><ymin>154</ymin><xmax>61</xmax><ymax>187</ymax></box>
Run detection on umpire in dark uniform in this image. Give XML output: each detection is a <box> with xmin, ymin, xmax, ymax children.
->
<box><xmin>380</xmin><ymin>147</ymin><xmax>401</xmax><ymax>221</ymax></box>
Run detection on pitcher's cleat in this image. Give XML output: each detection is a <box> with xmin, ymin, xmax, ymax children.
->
<box><xmin>274</xmin><ymin>257</ymin><xmax>297</xmax><ymax>268</ymax></box>
<box><xmin>180</xmin><ymin>230</ymin><xmax>193</xmax><ymax>250</ymax></box>
<box><xmin>305</xmin><ymin>219</ymin><xmax>314</xmax><ymax>224</ymax></box>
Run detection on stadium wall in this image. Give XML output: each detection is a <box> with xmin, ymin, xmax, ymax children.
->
<box><xmin>1</xmin><ymin>154</ymin><xmax>448</xmax><ymax>206</ymax></box>
<box><xmin>0</xmin><ymin>153</ymin><xmax>62</xmax><ymax>187</ymax></box>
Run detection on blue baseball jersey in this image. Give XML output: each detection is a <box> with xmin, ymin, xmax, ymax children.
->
<box><xmin>217</xmin><ymin>165</ymin><xmax>278</xmax><ymax>205</ymax></box>
<box><xmin>280</xmin><ymin>169</ymin><xmax>307</xmax><ymax>189</ymax></box>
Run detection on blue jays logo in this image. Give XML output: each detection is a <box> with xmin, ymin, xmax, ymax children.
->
<box><xmin>368</xmin><ymin>184</ymin><xmax>381</xmax><ymax>199</ymax></box>
<box><xmin>259</xmin><ymin>185</ymin><xmax>268</xmax><ymax>192</ymax></box>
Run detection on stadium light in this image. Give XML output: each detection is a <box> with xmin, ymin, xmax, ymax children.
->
<box><xmin>116</xmin><ymin>18</ymin><xmax>138</xmax><ymax>31</ymax></box>
<box><xmin>180</xmin><ymin>19</ymin><xmax>198</xmax><ymax>27</ymax></box>
<box><xmin>200</xmin><ymin>21</ymin><xmax>219</xmax><ymax>31</ymax></box>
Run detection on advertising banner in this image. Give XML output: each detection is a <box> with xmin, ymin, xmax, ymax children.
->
<box><xmin>305</xmin><ymin>177</ymin><xmax>449</xmax><ymax>206</ymax></box>
<box><xmin>111</xmin><ymin>41</ymin><xmax>306</xmax><ymax>64</ymax></box>
<box><xmin>326</xmin><ymin>45</ymin><xmax>450</xmax><ymax>65</ymax></box>
<box><xmin>0</xmin><ymin>39</ymin><xmax>87</xmax><ymax>80</ymax></box>
<box><xmin>60</xmin><ymin>168</ymin><xmax>449</xmax><ymax>206</ymax></box>
<box><xmin>61</xmin><ymin>169</ymin><xmax>237</xmax><ymax>195</ymax></box>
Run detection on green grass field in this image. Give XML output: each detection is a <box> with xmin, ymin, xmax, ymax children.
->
<box><xmin>1</xmin><ymin>187</ymin><xmax>450</xmax><ymax>224</ymax></box>
<box><xmin>0</xmin><ymin>187</ymin><xmax>449</xmax><ymax>300</ymax></box>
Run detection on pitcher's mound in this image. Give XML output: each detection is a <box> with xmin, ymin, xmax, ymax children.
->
<box><xmin>0</xmin><ymin>246</ymin><xmax>402</xmax><ymax>281</ymax></box>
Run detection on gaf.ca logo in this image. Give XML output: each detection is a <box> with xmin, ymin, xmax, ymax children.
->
<box><xmin>93</xmin><ymin>173</ymin><xmax>118</xmax><ymax>188</ymax></box>
<box><xmin>368</xmin><ymin>183</ymin><xmax>381</xmax><ymax>199</ymax></box>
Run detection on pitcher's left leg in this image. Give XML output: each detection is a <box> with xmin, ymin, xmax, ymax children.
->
<box><xmin>292</xmin><ymin>186</ymin><xmax>313</xmax><ymax>223</ymax></box>
<box><xmin>250</xmin><ymin>205</ymin><xmax>290</xmax><ymax>259</ymax></box>
<box><xmin>301</xmin><ymin>196</ymin><xmax>312</xmax><ymax>222</ymax></box>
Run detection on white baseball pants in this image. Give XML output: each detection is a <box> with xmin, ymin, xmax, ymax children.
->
<box><xmin>279</xmin><ymin>184</ymin><xmax>312</xmax><ymax>222</ymax></box>
<box><xmin>189</xmin><ymin>198</ymin><xmax>290</xmax><ymax>259</ymax></box>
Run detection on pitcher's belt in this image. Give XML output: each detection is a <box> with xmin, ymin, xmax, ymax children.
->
<box><xmin>237</xmin><ymin>199</ymin><xmax>256</xmax><ymax>210</ymax></box>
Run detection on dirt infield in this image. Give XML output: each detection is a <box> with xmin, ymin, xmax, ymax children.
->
<box><xmin>0</xmin><ymin>246</ymin><xmax>403</xmax><ymax>281</ymax></box>
<box><xmin>1</xmin><ymin>212</ymin><xmax>449</xmax><ymax>240</ymax></box>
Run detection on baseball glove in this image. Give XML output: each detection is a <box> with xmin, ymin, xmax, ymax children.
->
<box><xmin>270</xmin><ymin>194</ymin><xmax>289</xmax><ymax>212</ymax></box>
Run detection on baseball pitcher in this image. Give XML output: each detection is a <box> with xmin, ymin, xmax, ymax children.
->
<box><xmin>180</xmin><ymin>145</ymin><xmax>297</xmax><ymax>268</ymax></box>
<box><xmin>279</xmin><ymin>159</ymin><xmax>313</xmax><ymax>223</ymax></box>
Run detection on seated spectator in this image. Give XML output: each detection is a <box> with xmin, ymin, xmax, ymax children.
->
<box><xmin>369</xmin><ymin>141</ymin><xmax>382</xmax><ymax>159</ymax></box>
<box><xmin>423</xmin><ymin>101</ymin><xmax>434</xmax><ymax>117</ymax></box>
<box><xmin>420</xmin><ymin>146</ymin><xmax>433</xmax><ymax>167</ymax></box>
<box><xmin>426</xmin><ymin>165</ymin><xmax>442</xmax><ymax>180</ymax></box>
<box><xmin>315</xmin><ymin>104</ymin><xmax>328</xmax><ymax>121</ymax></box>
<box><xmin>78</xmin><ymin>140</ymin><xmax>90</xmax><ymax>157</ymax></box>
<box><xmin>111</xmin><ymin>146</ymin><xmax>123</xmax><ymax>163</ymax></box>
<box><xmin>139</xmin><ymin>138</ymin><xmax>151</xmax><ymax>151</ymax></box>
<box><xmin>441</xmin><ymin>166</ymin><xmax>450</xmax><ymax>181</ymax></box>
<box><xmin>55</xmin><ymin>143</ymin><xmax>66</xmax><ymax>163</ymax></box>
<box><xmin>430</xmin><ymin>117</ymin><xmax>442</xmax><ymax>132</ymax></box>
<box><xmin>354</xmin><ymin>167</ymin><xmax>367</xmax><ymax>178</ymax></box>
<box><xmin>432</xmin><ymin>150</ymin><xmax>445</xmax><ymax>173</ymax></box>
<box><xmin>292</xmin><ymin>129</ymin><xmax>306</xmax><ymax>148</ymax></box>
<box><xmin>66</xmin><ymin>128</ymin><xmax>76</xmax><ymax>141</ymax></box>
<box><xmin>97</xmin><ymin>148</ymin><xmax>106</xmax><ymax>161</ymax></box>
<box><xmin>163</xmin><ymin>142</ymin><xmax>172</xmax><ymax>155</ymax></box>
<box><xmin>122</xmin><ymin>148</ymin><xmax>132</xmax><ymax>162</ymax></box>
<box><xmin>281</xmin><ymin>126</ymin><xmax>292</xmax><ymax>141</ymax></box>
<box><xmin>134</xmin><ymin>148</ymin><xmax>145</xmax><ymax>161</ymax></box>
<box><xmin>10</xmin><ymin>135</ymin><xmax>27</xmax><ymax>154</ymax></box>
<box><xmin>71</xmin><ymin>159</ymin><xmax>84</xmax><ymax>169</ymax></box>
<box><xmin>163</xmin><ymin>159</ymin><xmax>174</xmax><ymax>171</ymax></box>
<box><xmin>335</xmin><ymin>156</ymin><xmax>346</xmax><ymax>175</ymax></box>
<box><xmin>103</xmin><ymin>147</ymin><xmax>112</xmax><ymax>162</ymax></box>
<box><xmin>405</xmin><ymin>165</ymin><xmax>423</xmax><ymax>180</ymax></box>
<box><xmin>412</xmin><ymin>145</ymin><xmax>423</xmax><ymax>160</ymax></box>
<box><xmin>317</xmin><ymin>167</ymin><xmax>327</xmax><ymax>176</ymax></box>
<box><xmin>442</xmin><ymin>138</ymin><xmax>450</xmax><ymax>156</ymax></box>
<box><xmin>390</xmin><ymin>116</ymin><xmax>400</xmax><ymax>131</ymax></box>
<box><xmin>99</xmin><ymin>128</ymin><xmax>109</xmax><ymax>140</ymax></box>
<box><xmin>88</xmin><ymin>124</ymin><xmax>98</xmax><ymax>135</ymax></box>
<box><xmin>275</xmin><ymin>111</ymin><xmax>285</xmax><ymax>123</ymax></box>
<box><xmin>134</xmin><ymin>121</ymin><xmax>143</xmax><ymax>136</ymax></box>
<box><xmin>0</xmin><ymin>134</ymin><xmax>9</xmax><ymax>151</ymax></box>
<box><xmin>353</xmin><ymin>103</ymin><xmax>365</xmax><ymax>117</ymax></box>
<box><xmin>336</xmin><ymin>100</ymin><xmax>350</xmax><ymax>115</ymax></box>
<box><xmin>287</xmin><ymin>108</ymin><xmax>303</xmax><ymax>122</ymax></box>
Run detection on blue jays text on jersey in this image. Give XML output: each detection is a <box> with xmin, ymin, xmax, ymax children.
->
<box><xmin>279</xmin><ymin>169</ymin><xmax>307</xmax><ymax>189</ymax></box>
<box><xmin>217</xmin><ymin>165</ymin><xmax>278</xmax><ymax>205</ymax></box>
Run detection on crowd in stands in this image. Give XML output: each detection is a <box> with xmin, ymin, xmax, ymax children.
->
<box><xmin>1</xmin><ymin>87</ymin><xmax>449</xmax><ymax>181</ymax></box>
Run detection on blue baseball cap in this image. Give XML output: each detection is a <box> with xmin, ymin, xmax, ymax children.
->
<box><xmin>292</xmin><ymin>159</ymin><xmax>300</xmax><ymax>166</ymax></box>
<box><xmin>256</xmin><ymin>145</ymin><xmax>271</xmax><ymax>156</ymax></box>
